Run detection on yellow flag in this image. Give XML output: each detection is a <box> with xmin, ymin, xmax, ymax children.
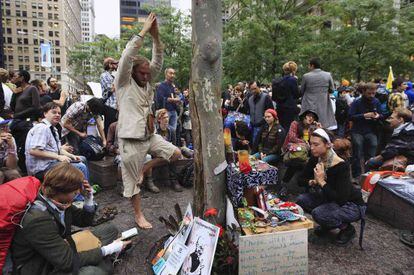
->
<box><xmin>386</xmin><ymin>66</ymin><xmax>394</xmax><ymax>91</ymax></box>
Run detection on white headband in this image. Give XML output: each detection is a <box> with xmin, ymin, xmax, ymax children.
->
<box><xmin>313</xmin><ymin>128</ymin><xmax>331</xmax><ymax>144</ymax></box>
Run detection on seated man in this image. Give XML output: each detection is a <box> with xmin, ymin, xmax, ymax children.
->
<box><xmin>25</xmin><ymin>102</ymin><xmax>89</xmax><ymax>181</ymax></box>
<box><xmin>61</xmin><ymin>98</ymin><xmax>107</xmax><ymax>155</ymax></box>
<box><xmin>12</xmin><ymin>163</ymin><xmax>130</xmax><ymax>275</ymax></box>
<box><xmin>366</xmin><ymin>107</ymin><xmax>414</xmax><ymax>170</ymax></box>
<box><xmin>0</xmin><ymin>119</ymin><xmax>21</xmax><ymax>184</ymax></box>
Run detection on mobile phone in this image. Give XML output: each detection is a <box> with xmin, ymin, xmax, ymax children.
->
<box><xmin>70</xmin><ymin>159</ymin><xmax>81</xmax><ymax>163</ymax></box>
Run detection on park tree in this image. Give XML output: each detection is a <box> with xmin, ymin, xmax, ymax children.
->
<box><xmin>69</xmin><ymin>6</ymin><xmax>191</xmax><ymax>89</ymax></box>
<box><xmin>222</xmin><ymin>0</ymin><xmax>323</xmax><ymax>84</ymax></box>
<box><xmin>191</xmin><ymin>0</ymin><xmax>226</xmax><ymax>220</ymax></box>
<box><xmin>68</xmin><ymin>35</ymin><xmax>122</xmax><ymax>84</ymax></box>
<box><xmin>313</xmin><ymin>0</ymin><xmax>414</xmax><ymax>82</ymax></box>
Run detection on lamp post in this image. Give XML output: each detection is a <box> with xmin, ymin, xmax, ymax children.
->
<box><xmin>17</xmin><ymin>31</ymin><xmax>56</xmax><ymax>75</ymax></box>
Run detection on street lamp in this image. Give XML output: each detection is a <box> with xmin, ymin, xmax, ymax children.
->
<box><xmin>17</xmin><ymin>31</ymin><xmax>56</xmax><ymax>75</ymax></box>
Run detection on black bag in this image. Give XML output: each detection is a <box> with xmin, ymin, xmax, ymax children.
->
<box><xmin>335</xmin><ymin>97</ymin><xmax>349</xmax><ymax>124</ymax></box>
<box><xmin>271</xmin><ymin>77</ymin><xmax>288</xmax><ymax>103</ymax></box>
<box><xmin>79</xmin><ymin>135</ymin><xmax>105</xmax><ymax>161</ymax></box>
<box><xmin>177</xmin><ymin>161</ymin><xmax>194</xmax><ymax>187</ymax></box>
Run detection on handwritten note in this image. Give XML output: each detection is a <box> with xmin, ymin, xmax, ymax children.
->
<box><xmin>239</xmin><ymin>229</ymin><xmax>308</xmax><ymax>275</ymax></box>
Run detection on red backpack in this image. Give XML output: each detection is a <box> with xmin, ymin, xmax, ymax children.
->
<box><xmin>0</xmin><ymin>176</ymin><xmax>41</xmax><ymax>271</ymax></box>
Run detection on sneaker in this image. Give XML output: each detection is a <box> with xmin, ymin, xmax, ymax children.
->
<box><xmin>313</xmin><ymin>226</ymin><xmax>329</xmax><ymax>237</ymax></box>
<box><xmin>145</xmin><ymin>177</ymin><xmax>160</xmax><ymax>193</ymax></box>
<box><xmin>171</xmin><ymin>181</ymin><xmax>183</xmax><ymax>192</ymax></box>
<box><xmin>335</xmin><ymin>224</ymin><xmax>356</xmax><ymax>245</ymax></box>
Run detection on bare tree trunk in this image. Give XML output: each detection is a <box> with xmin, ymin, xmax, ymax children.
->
<box><xmin>190</xmin><ymin>0</ymin><xmax>225</xmax><ymax>222</ymax></box>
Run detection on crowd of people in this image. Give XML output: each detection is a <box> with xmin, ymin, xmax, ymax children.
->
<box><xmin>0</xmin><ymin>12</ymin><xmax>413</xmax><ymax>274</ymax></box>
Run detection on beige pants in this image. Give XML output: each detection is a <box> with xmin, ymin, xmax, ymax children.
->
<box><xmin>119</xmin><ymin>134</ymin><xmax>177</xmax><ymax>198</ymax></box>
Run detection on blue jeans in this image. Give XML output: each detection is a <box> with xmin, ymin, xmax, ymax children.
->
<box><xmin>37</xmin><ymin>156</ymin><xmax>89</xmax><ymax>181</ymax></box>
<box><xmin>351</xmin><ymin>132</ymin><xmax>378</xmax><ymax>177</ymax></box>
<box><xmin>252</xmin><ymin>126</ymin><xmax>261</xmax><ymax>144</ymax></box>
<box><xmin>168</xmin><ymin>110</ymin><xmax>178</xmax><ymax>131</ymax></box>
<box><xmin>252</xmin><ymin>152</ymin><xmax>279</xmax><ymax>164</ymax></box>
<box><xmin>297</xmin><ymin>192</ymin><xmax>365</xmax><ymax>229</ymax></box>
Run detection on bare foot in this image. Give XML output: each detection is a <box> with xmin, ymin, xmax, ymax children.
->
<box><xmin>135</xmin><ymin>215</ymin><xmax>152</xmax><ymax>229</ymax></box>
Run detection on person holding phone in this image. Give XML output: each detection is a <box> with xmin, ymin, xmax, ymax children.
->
<box><xmin>12</xmin><ymin>163</ymin><xmax>130</xmax><ymax>275</ymax></box>
<box><xmin>348</xmin><ymin>82</ymin><xmax>383</xmax><ymax>180</ymax></box>
<box><xmin>0</xmin><ymin>119</ymin><xmax>20</xmax><ymax>184</ymax></box>
<box><xmin>25</xmin><ymin>102</ymin><xmax>89</xmax><ymax>181</ymax></box>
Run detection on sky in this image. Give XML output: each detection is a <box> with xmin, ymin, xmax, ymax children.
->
<box><xmin>94</xmin><ymin>0</ymin><xmax>191</xmax><ymax>39</ymax></box>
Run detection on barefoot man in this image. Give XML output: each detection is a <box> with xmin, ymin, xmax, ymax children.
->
<box><xmin>115</xmin><ymin>13</ymin><xmax>182</xmax><ymax>229</ymax></box>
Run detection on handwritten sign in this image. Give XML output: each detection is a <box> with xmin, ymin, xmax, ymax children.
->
<box><xmin>239</xmin><ymin>229</ymin><xmax>308</xmax><ymax>275</ymax></box>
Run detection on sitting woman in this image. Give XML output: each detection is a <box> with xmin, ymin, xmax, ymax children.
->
<box><xmin>251</xmin><ymin>109</ymin><xmax>285</xmax><ymax>164</ymax></box>
<box><xmin>12</xmin><ymin>163</ymin><xmax>130</xmax><ymax>275</ymax></box>
<box><xmin>296</xmin><ymin>128</ymin><xmax>365</xmax><ymax>246</ymax></box>
<box><xmin>233</xmin><ymin>120</ymin><xmax>251</xmax><ymax>152</ymax></box>
<box><xmin>279</xmin><ymin>110</ymin><xmax>320</xmax><ymax>196</ymax></box>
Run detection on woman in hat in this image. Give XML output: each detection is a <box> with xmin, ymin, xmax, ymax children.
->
<box><xmin>251</xmin><ymin>109</ymin><xmax>286</xmax><ymax>164</ymax></box>
<box><xmin>278</xmin><ymin>110</ymin><xmax>321</xmax><ymax>197</ymax></box>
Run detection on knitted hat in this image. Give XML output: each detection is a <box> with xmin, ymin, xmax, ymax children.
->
<box><xmin>265</xmin><ymin>109</ymin><xmax>278</xmax><ymax>120</ymax></box>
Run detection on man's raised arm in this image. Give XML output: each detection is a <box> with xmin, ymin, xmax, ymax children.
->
<box><xmin>148</xmin><ymin>16</ymin><xmax>164</xmax><ymax>79</ymax></box>
<box><xmin>114</xmin><ymin>13</ymin><xmax>157</xmax><ymax>89</ymax></box>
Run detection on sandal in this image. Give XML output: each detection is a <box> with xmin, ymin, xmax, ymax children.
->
<box><xmin>400</xmin><ymin>230</ymin><xmax>414</xmax><ymax>248</ymax></box>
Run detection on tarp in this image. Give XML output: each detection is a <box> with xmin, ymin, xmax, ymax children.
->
<box><xmin>378</xmin><ymin>176</ymin><xmax>414</xmax><ymax>206</ymax></box>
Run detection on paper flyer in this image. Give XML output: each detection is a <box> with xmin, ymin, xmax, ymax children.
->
<box><xmin>180</xmin><ymin>217</ymin><xmax>220</xmax><ymax>275</ymax></box>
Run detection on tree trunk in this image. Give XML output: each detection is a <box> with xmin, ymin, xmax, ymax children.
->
<box><xmin>190</xmin><ymin>0</ymin><xmax>226</xmax><ymax>222</ymax></box>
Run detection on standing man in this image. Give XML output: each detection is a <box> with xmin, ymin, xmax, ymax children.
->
<box><xmin>100</xmin><ymin>57</ymin><xmax>119</xmax><ymax>136</ymax></box>
<box><xmin>300</xmin><ymin>58</ymin><xmax>337</xmax><ymax>130</ymax></box>
<box><xmin>155</xmin><ymin>68</ymin><xmax>181</xmax><ymax>130</ymax></box>
<box><xmin>246</xmin><ymin>81</ymin><xmax>274</xmax><ymax>143</ymax></box>
<box><xmin>46</xmin><ymin>77</ymin><xmax>70</xmax><ymax>115</ymax></box>
<box><xmin>115</xmin><ymin>13</ymin><xmax>182</xmax><ymax>229</ymax></box>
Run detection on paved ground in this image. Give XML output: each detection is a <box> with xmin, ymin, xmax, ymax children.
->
<box><xmin>94</xmin><ymin>180</ymin><xmax>414</xmax><ymax>275</ymax></box>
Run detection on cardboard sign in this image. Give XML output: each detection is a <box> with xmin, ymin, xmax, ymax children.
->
<box><xmin>239</xmin><ymin>229</ymin><xmax>308</xmax><ymax>275</ymax></box>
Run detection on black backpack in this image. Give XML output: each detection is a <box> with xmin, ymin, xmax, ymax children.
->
<box><xmin>271</xmin><ymin>77</ymin><xmax>288</xmax><ymax>103</ymax></box>
<box><xmin>335</xmin><ymin>97</ymin><xmax>349</xmax><ymax>124</ymax></box>
<box><xmin>79</xmin><ymin>135</ymin><xmax>105</xmax><ymax>161</ymax></box>
<box><xmin>177</xmin><ymin>161</ymin><xmax>194</xmax><ymax>187</ymax></box>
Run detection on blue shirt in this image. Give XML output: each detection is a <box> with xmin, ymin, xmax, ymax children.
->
<box><xmin>155</xmin><ymin>81</ymin><xmax>177</xmax><ymax>112</ymax></box>
<box><xmin>348</xmin><ymin>97</ymin><xmax>383</xmax><ymax>135</ymax></box>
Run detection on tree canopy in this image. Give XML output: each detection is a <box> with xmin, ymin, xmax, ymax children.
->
<box><xmin>69</xmin><ymin>1</ymin><xmax>414</xmax><ymax>88</ymax></box>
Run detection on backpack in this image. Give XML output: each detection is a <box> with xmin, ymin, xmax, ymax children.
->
<box><xmin>79</xmin><ymin>135</ymin><xmax>105</xmax><ymax>161</ymax></box>
<box><xmin>0</xmin><ymin>176</ymin><xmax>41</xmax><ymax>271</ymax></box>
<box><xmin>271</xmin><ymin>77</ymin><xmax>288</xmax><ymax>103</ymax></box>
<box><xmin>283</xmin><ymin>143</ymin><xmax>310</xmax><ymax>166</ymax></box>
<box><xmin>335</xmin><ymin>97</ymin><xmax>349</xmax><ymax>124</ymax></box>
<box><xmin>177</xmin><ymin>161</ymin><xmax>194</xmax><ymax>187</ymax></box>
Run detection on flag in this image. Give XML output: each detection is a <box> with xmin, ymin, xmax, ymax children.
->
<box><xmin>40</xmin><ymin>43</ymin><xmax>52</xmax><ymax>68</ymax></box>
<box><xmin>386</xmin><ymin>66</ymin><xmax>394</xmax><ymax>91</ymax></box>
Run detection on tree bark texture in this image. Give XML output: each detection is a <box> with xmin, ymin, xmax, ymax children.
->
<box><xmin>190</xmin><ymin>0</ymin><xmax>225</xmax><ymax>221</ymax></box>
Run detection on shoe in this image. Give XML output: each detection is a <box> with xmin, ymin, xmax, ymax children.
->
<box><xmin>171</xmin><ymin>181</ymin><xmax>183</xmax><ymax>192</ymax></box>
<box><xmin>145</xmin><ymin>177</ymin><xmax>160</xmax><ymax>193</ymax></box>
<box><xmin>400</xmin><ymin>230</ymin><xmax>414</xmax><ymax>248</ymax></box>
<box><xmin>335</xmin><ymin>224</ymin><xmax>356</xmax><ymax>245</ymax></box>
<box><xmin>313</xmin><ymin>226</ymin><xmax>329</xmax><ymax>237</ymax></box>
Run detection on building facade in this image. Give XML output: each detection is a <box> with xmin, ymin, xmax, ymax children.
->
<box><xmin>81</xmin><ymin>0</ymin><xmax>95</xmax><ymax>42</ymax></box>
<box><xmin>120</xmin><ymin>0</ymin><xmax>171</xmax><ymax>32</ymax></box>
<box><xmin>1</xmin><ymin>0</ymin><xmax>83</xmax><ymax>93</ymax></box>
